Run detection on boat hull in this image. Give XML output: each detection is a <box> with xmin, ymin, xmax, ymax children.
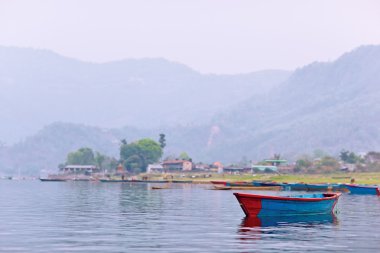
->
<box><xmin>252</xmin><ymin>181</ymin><xmax>284</xmax><ymax>187</ymax></box>
<box><xmin>234</xmin><ymin>192</ymin><xmax>341</xmax><ymax>217</ymax></box>
<box><xmin>210</xmin><ymin>181</ymin><xmax>227</xmax><ymax>185</ymax></box>
<box><xmin>212</xmin><ymin>185</ymin><xmax>282</xmax><ymax>191</ymax></box>
<box><xmin>226</xmin><ymin>182</ymin><xmax>255</xmax><ymax>187</ymax></box>
<box><xmin>39</xmin><ymin>178</ymin><xmax>66</xmax><ymax>182</ymax></box>
<box><xmin>343</xmin><ymin>184</ymin><xmax>380</xmax><ymax>195</ymax></box>
<box><xmin>100</xmin><ymin>179</ymin><xmax>169</xmax><ymax>183</ymax></box>
<box><xmin>282</xmin><ymin>183</ymin><xmax>347</xmax><ymax>192</ymax></box>
<box><xmin>171</xmin><ymin>180</ymin><xmax>193</xmax><ymax>183</ymax></box>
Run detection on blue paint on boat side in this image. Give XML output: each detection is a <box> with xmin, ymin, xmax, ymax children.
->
<box><xmin>252</xmin><ymin>181</ymin><xmax>348</xmax><ymax>191</ymax></box>
<box><xmin>282</xmin><ymin>183</ymin><xmax>346</xmax><ymax>192</ymax></box>
<box><xmin>258</xmin><ymin>198</ymin><xmax>336</xmax><ymax>216</ymax></box>
<box><xmin>283</xmin><ymin>183</ymin><xmax>308</xmax><ymax>191</ymax></box>
<box><xmin>234</xmin><ymin>192</ymin><xmax>341</xmax><ymax>217</ymax></box>
<box><xmin>252</xmin><ymin>181</ymin><xmax>285</xmax><ymax>187</ymax></box>
<box><xmin>344</xmin><ymin>184</ymin><xmax>380</xmax><ymax>195</ymax></box>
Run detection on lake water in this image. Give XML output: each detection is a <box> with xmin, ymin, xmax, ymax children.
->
<box><xmin>1</xmin><ymin>181</ymin><xmax>380</xmax><ymax>252</ymax></box>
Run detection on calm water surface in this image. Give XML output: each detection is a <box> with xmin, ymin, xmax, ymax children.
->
<box><xmin>1</xmin><ymin>181</ymin><xmax>380</xmax><ymax>252</ymax></box>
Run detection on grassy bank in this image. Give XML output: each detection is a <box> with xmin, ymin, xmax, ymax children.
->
<box><xmin>190</xmin><ymin>172</ymin><xmax>380</xmax><ymax>185</ymax></box>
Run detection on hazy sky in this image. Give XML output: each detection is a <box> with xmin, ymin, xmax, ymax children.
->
<box><xmin>1</xmin><ymin>0</ymin><xmax>380</xmax><ymax>74</ymax></box>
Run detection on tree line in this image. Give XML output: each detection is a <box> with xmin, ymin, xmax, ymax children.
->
<box><xmin>294</xmin><ymin>149</ymin><xmax>380</xmax><ymax>173</ymax></box>
<box><xmin>60</xmin><ymin>134</ymin><xmax>167</xmax><ymax>173</ymax></box>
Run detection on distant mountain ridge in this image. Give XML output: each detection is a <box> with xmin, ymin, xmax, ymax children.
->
<box><xmin>206</xmin><ymin>45</ymin><xmax>380</xmax><ymax>161</ymax></box>
<box><xmin>2</xmin><ymin>45</ymin><xmax>380</xmax><ymax>175</ymax></box>
<box><xmin>0</xmin><ymin>46</ymin><xmax>290</xmax><ymax>144</ymax></box>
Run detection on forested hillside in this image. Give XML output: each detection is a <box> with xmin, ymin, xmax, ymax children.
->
<box><xmin>0</xmin><ymin>46</ymin><xmax>289</xmax><ymax>144</ymax></box>
<box><xmin>2</xmin><ymin>46</ymin><xmax>380</xmax><ymax>175</ymax></box>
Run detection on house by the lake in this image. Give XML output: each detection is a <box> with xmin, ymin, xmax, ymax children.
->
<box><xmin>146</xmin><ymin>163</ymin><xmax>164</xmax><ymax>173</ymax></box>
<box><xmin>60</xmin><ymin>165</ymin><xmax>100</xmax><ymax>175</ymax></box>
<box><xmin>162</xmin><ymin>160</ymin><xmax>193</xmax><ymax>172</ymax></box>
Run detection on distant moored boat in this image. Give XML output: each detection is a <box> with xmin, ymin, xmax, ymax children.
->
<box><xmin>39</xmin><ymin>178</ymin><xmax>67</xmax><ymax>182</ymax></box>
<box><xmin>342</xmin><ymin>184</ymin><xmax>380</xmax><ymax>195</ymax></box>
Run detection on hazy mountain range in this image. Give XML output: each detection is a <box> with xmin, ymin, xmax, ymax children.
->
<box><xmin>207</xmin><ymin>45</ymin><xmax>380</xmax><ymax>161</ymax></box>
<box><xmin>0</xmin><ymin>46</ymin><xmax>289</xmax><ymax>144</ymax></box>
<box><xmin>1</xmin><ymin>45</ymin><xmax>380</xmax><ymax>175</ymax></box>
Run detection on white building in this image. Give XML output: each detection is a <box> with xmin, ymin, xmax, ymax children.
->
<box><xmin>60</xmin><ymin>165</ymin><xmax>99</xmax><ymax>174</ymax></box>
<box><xmin>146</xmin><ymin>163</ymin><xmax>164</xmax><ymax>173</ymax></box>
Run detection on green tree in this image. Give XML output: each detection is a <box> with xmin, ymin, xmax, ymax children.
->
<box><xmin>137</xmin><ymin>139</ymin><xmax>163</xmax><ymax>165</ymax></box>
<box><xmin>66</xmin><ymin>147</ymin><xmax>95</xmax><ymax>165</ymax></box>
<box><xmin>120</xmin><ymin>142</ymin><xmax>141</xmax><ymax>162</ymax></box>
<box><xmin>340</xmin><ymin>150</ymin><xmax>359</xmax><ymax>164</ymax></box>
<box><xmin>320</xmin><ymin>156</ymin><xmax>339</xmax><ymax>167</ymax></box>
<box><xmin>294</xmin><ymin>155</ymin><xmax>313</xmax><ymax>172</ymax></box>
<box><xmin>109</xmin><ymin>158</ymin><xmax>119</xmax><ymax>171</ymax></box>
<box><xmin>316</xmin><ymin>156</ymin><xmax>340</xmax><ymax>173</ymax></box>
<box><xmin>340</xmin><ymin>150</ymin><xmax>350</xmax><ymax>162</ymax></box>
<box><xmin>120</xmin><ymin>138</ymin><xmax>163</xmax><ymax>173</ymax></box>
<box><xmin>179</xmin><ymin>152</ymin><xmax>191</xmax><ymax>161</ymax></box>
<box><xmin>103</xmin><ymin>157</ymin><xmax>118</xmax><ymax>172</ymax></box>
<box><xmin>159</xmin><ymin>134</ymin><xmax>166</xmax><ymax>149</ymax></box>
<box><xmin>124</xmin><ymin>154</ymin><xmax>143</xmax><ymax>173</ymax></box>
<box><xmin>95</xmin><ymin>152</ymin><xmax>106</xmax><ymax>170</ymax></box>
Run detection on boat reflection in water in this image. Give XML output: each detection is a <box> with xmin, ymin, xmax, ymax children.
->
<box><xmin>240</xmin><ymin>213</ymin><xmax>338</xmax><ymax>228</ymax></box>
<box><xmin>238</xmin><ymin>214</ymin><xmax>339</xmax><ymax>243</ymax></box>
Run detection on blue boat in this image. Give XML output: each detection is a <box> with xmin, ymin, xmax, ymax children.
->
<box><xmin>99</xmin><ymin>179</ymin><xmax>130</xmax><ymax>182</ymax></box>
<box><xmin>171</xmin><ymin>180</ymin><xmax>193</xmax><ymax>183</ymax></box>
<box><xmin>342</xmin><ymin>184</ymin><xmax>380</xmax><ymax>195</ymax></box>
<box><xmin>252</xmin><ymin>181</ymin><xmax>284</xmax><ymax>187</ymax></box>
<box><xmin>282</xmin><ymin>183</ymin><xmax>347</xmax><ymax>192</ymax></box>
<box><xmin>226</xmin><ymin>182</ymin><xmax>255</xmax><ymax>187</ymax></box>
<box><xmin>281</xmin><ymin>183</ymin><xmax>309</xmax><ymax>191</ymax></box>
<box><xmin>305</xmin><ymin>184</ymin><xmax>331</xmax><ymax>191</ymax></box>
<box><xmin>233</xmin><ymin>192</ymin><xmax>341</xmax><ymax>217</ymax></box>
<box><xmin>100</xmin><ymin>179</ymin><xmax>169</xmax><ymax>183</ymax></box>
<box><xmin>39</xmin><ymin>178</ymin><xmax>67</xmax><ymax>182</ymax></box>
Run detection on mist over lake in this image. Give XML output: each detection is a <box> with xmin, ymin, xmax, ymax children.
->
<box><xmin>1</xmin><ymin>1</ymin><xmax>380</xmax><ymax>252</ymax></box>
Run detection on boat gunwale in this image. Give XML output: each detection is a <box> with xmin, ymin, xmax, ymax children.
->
<box><xmin>233</xmin><ymin>192</ymin><xmax>341</xmax><ymax>202</ymax></box>
<box><xmin>343</xmin><ymin>184</ymin><xmax>379</xmax><ymax>189</ymax></box>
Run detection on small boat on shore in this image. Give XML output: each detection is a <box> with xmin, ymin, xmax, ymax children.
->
<box><xmin>39</xmin><ymin>178</ymin><xmax>67</xmax><ymax>182</ymax></box>
<box><xmin>210</xmin><ymin>181</ymin><xmax>227</xmax><ymax>185</ymax></box>
<box><xmin>281</xmin><ymin>183</ymin><xmax>328</xmax><ymax>191</ymax></box>
<box><xmin>151</xmin><ymin>186</ymin><xmax>170</xmax><ymax>190</ymax></box>
<box><xmin>171</xmin><ymin>180</ymin><xmax>193</xmax><ymax>183</ymax></box>
<box><xmin>99</xmin><ymin>179</ymin><xmax>130</xmax><ymax>182</ymax></box>
<box><xmin>137</xmin><ymin>180</ymin><xmax>170</xmax><ymax>183</ymax></box>
<box><xmin>233</xmin><ymin>192</ymin><xmax>341</xmax><ymax>217</ymax></box>
<box><xmin>226</xmin><ymin>182</ymin><xmax>255</xmax><ymax>187</ymax></box>
<box><xmin>100</xmin><ymin>179</ymin><xmax>170</xmax><ymax>183</ymax></box>
<box><xmin>280</xmin><ymin>183</ymin><xmax>347</xmax><ymax>192</ymax></box>
<box><xmin>252</xmin><ymin>181</ymin><xmax>284</xmax><ymax>187</ymax></box>
<box><xmin>212</xmin><ymin>185</ymin><xmax>282</xmax><ymax>191</ymax></box>
<box><xmin>342</xmin><ymin>184</ymin><xmax>380</xmax><ymax>195</ymax></box>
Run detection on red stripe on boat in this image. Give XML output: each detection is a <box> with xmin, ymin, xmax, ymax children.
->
<box><xmin>210</xmin><ymin>181</ymin><xmax>227</xmax><ymax>185</ymax></box>
<box><xmin>234</xmin><ymin>194</ymin><xmax>262</xmax><ymax>216</ymax></box>
<box><xmin>234</xmin><ymin>192</ymin><xmax>340</xmax><ymax>202</ymax></box>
